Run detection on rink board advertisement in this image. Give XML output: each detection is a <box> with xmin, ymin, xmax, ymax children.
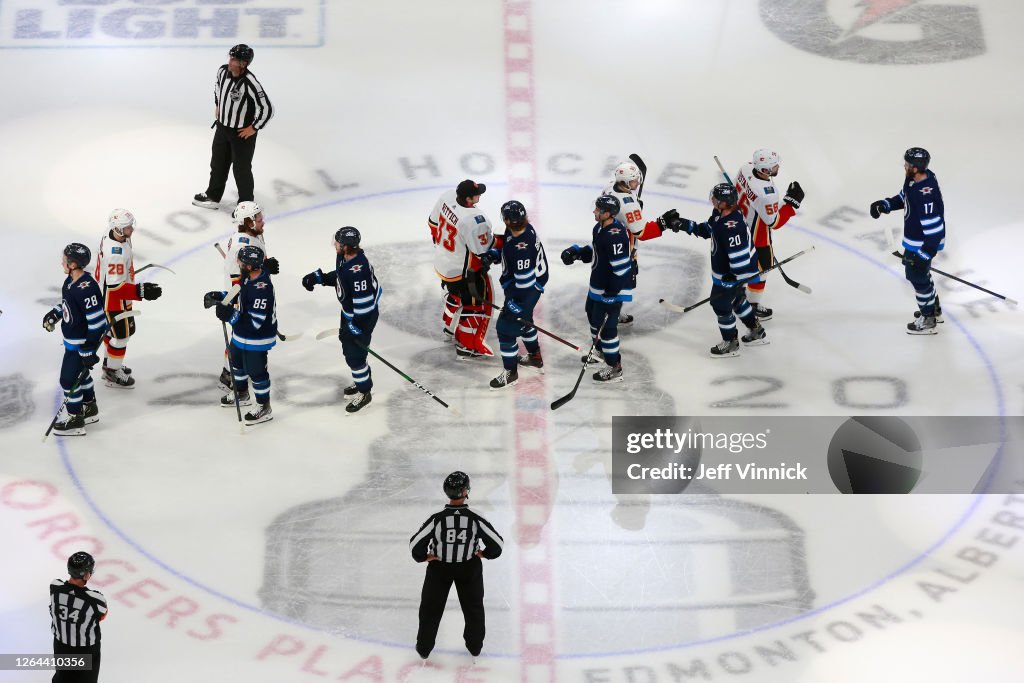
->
<box><xmin>612</xmin><ymin>416</ymin><xmax>1023</xmax><ymax>494</ymax></box>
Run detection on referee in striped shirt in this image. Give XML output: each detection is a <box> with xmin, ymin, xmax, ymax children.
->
<box><xmin>50</xmin><ymin>552</ymin><xmax>107</xmax><ymax>682</ymax></box>
<box><xmin>410</xmin><ymin>471</ymin><xmax>503</xmax><ymax>660</ymax></box>
<box><xmin>193</xmin><ymin>43</ymin><xmax>274</xmax><ymax>210</ymax></box>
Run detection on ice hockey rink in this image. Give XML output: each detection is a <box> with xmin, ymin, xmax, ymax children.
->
<box><xmin>1</xmin><ymin>0</ymin><xmax>1023</xmax><ymax>681</ymax></box>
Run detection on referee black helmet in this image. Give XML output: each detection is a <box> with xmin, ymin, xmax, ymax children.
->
<box><xmin>229</xmin><ymin>43</ymin><xmax>254</xmax><ymax>64</ymax></box>
<box><xmin>444</xmin><ymin>471</ymin><xmax>471</xmax><ymax>499</ymax></box>
<box><xmin>67</xmin><ymin>551</ymin><xmax>95</xmax><ymax>578</ymax></box>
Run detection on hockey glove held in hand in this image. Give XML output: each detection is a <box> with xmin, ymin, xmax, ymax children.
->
<box><xmin>137</xmin><ymin>282</ymin><xmax>162</xmax><ymax>301</ymax></box>
<box><xmin>480</xmin><ymin>249</ymin><xmax>501</xmax><ymax>267</ymax></box>
<box><xmin>561</xmin><ymin>246</ymin><xmax>581</xmax><ymax>265</ymax></box>
<box><xmin>901</xmin><ymin>250</ymin><xmax>931</xmax><ymax>272</ymax></box>
<box><xmin>784</xmin><ymin>181</ymin><xmax>804</xmax><ymax>209</ymax></box>
<box><xmin>79</xmin><ymin>348</ymin><xmax>100</xmax><ymax>369</ymax></box>
<box><xmin>264</xmin><ymin>257</ymin><xmax>280</xmax><ymax>275</ymax></box>
<box><xmin>301</xmin><ymin>269</ymin><xmax>323</xmax><ymax>292</ymax></box>
<box><xmin>42</xmin><ymin>307</ymin><xmax>61</xmax><ymax>332</ymax></box>
<box><xmin>504</xmin><ymin>300</ymin><xmax>524</xmax><ymax>317</ymax></box>
<box><xmin>657</xmin><ymin>209</ymin><xmax>680</xmax><ymax>232</ymax></box>
<box><xmin>203</xmin><ymin>291</ymin><xmax>226</xmax><ymax>309</ymax></box>
<box><xmin>720</xmin><ymin>273</ymin><xmax>738</xmax><ymax>287</ymax></box>
<box><xmin>215</xmin><ymin>303</ymin><xmax>239</xmax><ymax>324</ymax></box>
<box><xmin>869</xmin><ymin>199</ymin><xmax>890</xmax><ymax>219</ymax></box>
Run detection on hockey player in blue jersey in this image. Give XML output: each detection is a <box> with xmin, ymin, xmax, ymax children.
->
<box><xmin>302</xmin><ymin>226</ymin><xmax>382</xmax><ymax>414</ymax></box>
<box><xmin>561</xmin><ymin>195</ymin><xmax>633</xmax><ymax>383</ymax></box>
<box><xmin>483</xmin><ymin>200</ymin><xmax>549</xmax><ymax>390</ymax></box>
<box><xmin>870</xmin><ymin>147</ymin><xmax>946</xmax><ymax>335</ymax></box>
<box><xmin>204</xmin><ymin>244</ymin><xmax>277</xmax><ymax>425</ymax></box>
<box><xmin>42</xmin><ymin>243</ymin><xmax>106</xmax><ymax>436</ymax></box>
<box><xmin>661</xmin><ymin>183</ymin><xmax>769</xmax><ymax>357</ymax></box>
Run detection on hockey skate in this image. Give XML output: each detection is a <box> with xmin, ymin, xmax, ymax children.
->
<box><xmin>906</xmin><ymin>315</ymin><xmax>938</xmax><ymax>335</ymax></box>
<box><xmin>618</xmin><ymin>313</ymin><xmax>634</xmax><ymax>325</ymax></box>
<box><xmin>914</xmin><ymin>298</ymin><xmax>944</xmax><ymax>324</ymax></box>
<box><xmin>741</xmin><ymin>323</ymin><xmax>770</xmax><ymax>346</ymax></box>
<box><xmin>517</xmin><ymin>351</ymin><xmax>544</xmax><ymax>373</ymax></box>
<box><xmin>103</xmin><ymin>359</ymin><xmax>131</xmax><ymax>375</ymax></box>
<box><xmin>218</xmin><ymin>368</ymin><xmax>233</xmax><ymax>393</ymax></box>
<box><xmin>244</xmin><ymin>403</ymin><xmax>273</xmax><ymax>425</ymax></box>
<box><xmin>221</xmin><ymin>391</ymin><xmax>253</xmax><ymax>407</ymax></box>
<box><xmin>455</xmin><ymin>343</ymin><xmax>486</xmax><ymax>360</ymax></box>
<box><xmin>442</xmin><ymin>328</ymin><xmax>455</xmax><ymax>343</ymax></box>
<box><xmin>753</xmin><ymin>303</ymin><xmax>773</xmax><ymax>321</ymax></box>
<box><xmin>53</xmin><ymin>413</ymin><xmax>86</xmax><ymax>437</ymax></box>
<box><xmin>582</xmin><ymin>348</ymin><xmax>604</xmax><ymax>365</ymax></box>
<box><xmin>346</xmin><ymin>392</ymin><xmax>372</xmax><ymax>414</ymax></box>
<box><xmin>82</xmin><ymin>399</ymin><xmax>99</xmax><ymax>425</ymax></box>
<box><xmin>489</xmin><ymin>368</ymin><xmax>519</xmax><ymax>390</ymax></box>
<box><xmin>343</xmin><ymin>384</ymin><xmax>360</xmax><ymax>396</ymax></box>
<box><xmin>192</xmin><ymin>193</ymin><xmax>219</xmax><ymax>210</ymax></box>
<box><xmin>103</xmin><ymin>366</ymin><xmax>135</xmax><ymax>389</ymax></box>
<box><xmin>710</xmin><ymin>338</ymin><xmax>740</xmax><ymax>358</ymax></box>
<box><xmin>593</xmin><ymin>363</ymin><xmax>623</xmax><ymax>383</ymax></box>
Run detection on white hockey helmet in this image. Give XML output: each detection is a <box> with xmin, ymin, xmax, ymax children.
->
<box><xmin>232</xmin><ymin>200</ymin><xmax>263</xmax><ymax>226</ymax></box>
<box><xmin>614</xmin><ymin>161</ymin><xmax>643</xmax><ymax>187</ymax></box>
<box><xmin>752</xmin><ymin>149</ymin><xmax>781</xmax><ymax>174</ymax></box>
<box><xmin>108</xmin><ymin>208</ymin><xmax>136</xmax><ymax>237</ymax></box>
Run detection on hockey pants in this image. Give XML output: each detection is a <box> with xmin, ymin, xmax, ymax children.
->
<box><xmin>416</xmin><ymin>557</ymin><xmax>486</xmax><ymax>658</ymax></box>
<box><xmin>340</xmin><ymin>310</ymin><xmax>378</xmax><ymax>393</ymax></box>
<box><xmin>585</xmin><ymin>298</ymin><xmax>622</xmax><ymax>367</ymax></box>
<box><xmin>495</xmin><ymin>289</ymin><xmax>541</xmax><ymax>371</ymax></box>
<box><xmin>905</xmin><ymin>260</ymin><xmax>937</xmax><ymax>316</ymax></box>
<box><xmin>710</xmin><ymin>284</ymin><xmax>757</xmax><ymax>341</ymax></box>
<box><xmin>229</xmin><ymin>344</ymin><xmax>271</xmax><ymax>405</ymax></box>
<box><xmin>60</xmin><ymin>349</ymin><xmax>96</xmax><ymax>416</ymax></box>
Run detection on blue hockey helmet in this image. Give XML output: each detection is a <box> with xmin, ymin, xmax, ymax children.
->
<box><xmin>595</xmin><ymin>194</ymin><xmax>620</xmax><ymax>217</ymax></box>
<box><xmin>710</xmin><ymin>182</ymin><xmax>739</xmax><ymax>206</ymax></box>
<box><xmin>500</xmin><ymin>200</ymin><xmax>527</xmax><ymax>226</ymax></box>
<box><xmin>63</xmin><ymin>243</ymin><xmax>91</xmax><ymax>269</ymax></box>
<box><xmin>67</xmin><ymin>551</ymin><xmax>95</xmax><ymax>578</ymax></box>
<box><xmin>237</xmin><ymin>244</ymin><xmax>265</xmax><ymax>269</ymax></box>
<box><xmin>904</xmin><ymin>147</ymin><xmax>930</xmax><ymax>171</ymax></box>
<box><xmin>334</xmin><ymin>226</ymin><xmax>361</xmax><ymax>249</ymax></box>
<box><xmin>443</xmin><ymin>471</ymin><xmax>471</xmax><ymax>499</ymax></box>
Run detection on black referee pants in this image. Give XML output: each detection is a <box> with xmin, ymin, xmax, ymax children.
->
<box><xmin>416</xmin><ymin>557</ymin><xmax>485</xmax><ymax>658</ymax></box>
<box><xmin>205</xmin><ymin>122</ymin><xmax>257</xmax><ymax>203</ymax></box>
<box><xmin>52</xmin><ymin>640</ymin><xmax>100</xmax><ymax>683</ymax></box>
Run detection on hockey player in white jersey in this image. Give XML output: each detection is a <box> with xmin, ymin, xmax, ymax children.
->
<box><xmin>94</xmin><ymin>209</ymin><xmax>163</xmax><ymax>388</ymax></box>
<box><xmin>733</xmin><ymin>149</ymin><xmax>804</xmax><ymax>321</ymax></box>
<box><xmin>429</xmin><ymin>179</ymin><xmax>497</xmax><ymax>358</ymax></box>
<box><xmin>602</xmin><ymin>160</ymin><xmax>669</xmax><ymax>325</ymax></box>
<box><xmin>217</xmin><ymin>201</ymin><xmax>279</xmax><ymax>390</ymax></box>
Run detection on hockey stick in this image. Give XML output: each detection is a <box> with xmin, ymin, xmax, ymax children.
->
<box><xmin>213</xmin><ymin>243</ymin><xmax>296</xmax><ymax>341</ymax></box>
<box><xmin>42</xmin><ymin>310</ymin><xmax>142</xmax><ymax>441</ymax></box>
<box><xmin>884</xmin><ymin>227</ymin><xmax>1017</xmax><ymax>305</ymax></box>
<box><xmin>314</xmin><ymin>329</ymin><xmax>461</xmax><ymax>415</ymax></box>
<box><xmin>659</xmin><ymin>247</ymin><xmax>815</xmax><ymax>314</ymax></box>
<box><xmin>135</xmin><ymin>263</ymin><xmax>176</xmax><ymax>275</ymax></box>
<box><xmin>714</xmin><ymin>155</ymin><xmax>811</xmax><ymax>294</ymax></box>
<box><xmin>629</xmin><ymin>153</ymin><xmax>648</xmax><ymax>200</ymax></box>
<box><xmin>218</xmin><ymin>285</ymin><xmax>244</xmax><ymax>432</ymax></box>
<box><xmin>483</xmin><ymin>301</ymin><xmax>580</xmax><ymax>351</ymax></box>
<box><xmin>551</xmin><ymin>313</ymin><xmax>609</xmax><ymax>411</ymax></box>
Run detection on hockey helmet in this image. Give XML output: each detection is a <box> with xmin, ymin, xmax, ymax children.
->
<box><xmin>232</xmin><ymin>201</ymin><xmax>263</xmax><ymax>227</ymax></box>
<box><xmin>237</xmin><ymin>244</ymin><xmax>265</xmax><ymax>270</ymax></box>
<box><xmin>711</xmin><ymin>182</ymin><xmax>739</xmax><ymax>207</ymax></box>
<box><xmin>456</xmin><ymin>179</ymin><xmax>487</xmax><ymax>201</ymax></box>
<box><xmin>904</xmin><ymin>147</ymin><xmax>930</xmax><ymax>171</ymax></box>
<box><xmin>334</xmin><ymin>226</ymin><xmax>361</xmax><ymax>249</ymax></box>
<box><xmin>594</xmin><ymin>194</ymin><xmax>620</xmax><ymax>217</ymax></box>
<box><xmin>614</xmin><ymin>161</ymin><xmax>642</xmax><ymax>186</ymax></box>
<box><xmin>229</xmin><ymin>43</ymin><xmax>254</xmax><ymax>64</ymax></box>
<box><xmin>752</xmin><ymin>148</ymin><xmax>781</xmax><ymax>175</ymax></box>
<box><xmin>63</xmin><ymin>243</ymin><xmax>92</xmax><ymax>270</ymax></box>
<box><xmin>500</xmin><ymin>200</ymin><xmax>527</xmax><ymax>226</ymax></box>
<box><xmin>443</xmin><ymin>471</ymin><xmax>471</xmax><ymax>499</ymax></box>
<box><xmin>108</xmin><ymin>208</ymin><xmax>136</xmax><ymax>237</ymax></box>
<box><xmin>67</xmin><ymin>551</ymin><xmax>95</xmax><ymax>579</ymax></box>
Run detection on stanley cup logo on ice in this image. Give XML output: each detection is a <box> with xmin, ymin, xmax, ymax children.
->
<box><xmin>0</xmin><ymin>0</ymin><xmax>323</xmax><ymax>48</ymax></box>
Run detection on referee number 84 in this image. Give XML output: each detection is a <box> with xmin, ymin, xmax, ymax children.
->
<box><xmin>445</xmin><ymin>529</ymin><xmax>468</xmax><ymax>543</ymax></box>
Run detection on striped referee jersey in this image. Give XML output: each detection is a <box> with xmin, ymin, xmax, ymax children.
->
<box><xmin>410</xmin><ymin>504</ymin><xmax>504</xmax><ymax>563</ymax></box>
<box><xmin>215</xmin><ymin>65</ymin><xmax>274</xmax><ymax>130</ymax></box>
<box><xmin>50</xmin><ymin>579</ymin><xmax>107</xmax><ymax>647</ymax></box>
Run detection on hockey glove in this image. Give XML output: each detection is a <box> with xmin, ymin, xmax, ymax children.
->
<box><xmin>600</xmin><ymin>291</ymin><xmax>620</xmax><ymax>305</ymax></box>
<box><xmin>901</xmin><ymin>250</ymin><xmax>931</xmax><ymax>272</ymax></box>
<box><xmin>215</xmin><ymin>303</ymin><xmax>239</xmax><ymax>324</ymax></box>
<box><xmin>264</xmin><ymin>257</ymin><xmax>280</xmax><ymax>275</ymax></box>
<box><xmin>480</xmin><ymin>248</ymin><xmax>501</xmax><ymax>267</ymax></box>
<box><xmin>42</xmin><ymin>307</ymin><xmax>61</xmax><ymax>332</ymax></box>
<box><xmin>466</xmin><ymin>271</ymin><xmax>485</xmax><ymax>303</ymax></box>
<box><xmin>137</xmin><ymin>282</ymin><xmax>162</xmax><ymax>301</ymax></box>
<box><xmin>656</xmin><ymin>209</ymin><xmax>680</xmax><ymax>232</ymax></box>
<box><xmin>504</xmin><ymin>300</ymin><xmax>524</xmax><ymax>317</ymax></box>
<box><xmin>301</xmin><ymin>269</ymin><xmax>323</xmax><ymax>292</ymax></box>
<box><xmin>79</xmin><ymin>348</ymin><xmax>100</xmax><ymax>369</ymax></box>
<box><xmin>346</xmin><ymin>320</ymin><xmax>362</xmax><ymax>337</ymax></box>
<box><xmin>720</xmin><ymin>273</ymin><xmax>738</xmax><ymax>287</ymax></box>
<box><xmin>784</xmin><ymin>181</ymin><xmax>804</xmax><ymax>209</ymax></box>
<box><xmin>869</xmin><ymin>199</ymin><xmax>890</xmax><ymax>219</ymax></box>
<box><xmin>561</xmin><ymin>246</ymin><xmax>581</xmax><ymax>265</ymax></box>
<box><xmin>203</xmin><ymin>291</ymin><xmax>226</xmax><ymax>309</ymax></box>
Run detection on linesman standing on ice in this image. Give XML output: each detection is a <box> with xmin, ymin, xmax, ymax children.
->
<box><xmin>869</xmin><ymin>147</ymin><xmax>946</xmax><ymax>334</ymax></box>
<box><xmin>50</xmin><ymin>552</ymin><xmax>108</xmax><ymax>683</ymax></box>
<box><xmin>410</xmin><ymin>471</ymin><xmax>504</xmax><ymax>661</ymax></box>
<box><xmin>193</xmin><ymin>44</ymin><xmax>274</xmax><ymax>210</ymax></box>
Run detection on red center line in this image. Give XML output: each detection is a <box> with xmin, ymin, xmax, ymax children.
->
<box><xmin>503</xmin><ymin>2</ymin><xmax>556</xmax><ymax>682</ymax></box>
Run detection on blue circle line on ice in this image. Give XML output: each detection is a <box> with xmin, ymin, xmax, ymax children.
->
<box><xmin>56</xmin><ymin>182</ymin><xmax>1005</xmax><ymax>659</ymax></box>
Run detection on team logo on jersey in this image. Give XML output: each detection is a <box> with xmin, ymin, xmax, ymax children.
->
<box><xmin>608</xmin><ymin>228</ymin><xmax>621</xmax><ymax>234</ymax></box>
<box><xmin>112</xmin><ymin>246</ymin><xmax>122</xmax><ymax>253</ymax></box>
<box><xmin>475</xmin><ymin>215</ymin><xmax>487</xmax><ymax>224</ymax></box>
<box><xmin>349</xmin><ymin>264</ymin><xmax>363</xmax><ymax>272</ymax></box>
<box><xmin>254</xmin><ymin>281</ymin><xmax>268</xmax><ymax>289</ymax></box>
<box><xmin>77</xmin><ymin>281</ymin><xmax>92</xmax><ymax>289</ymax></box>
<box><xmin>623</xmin><ymin>196</ymin><xmax>635</xmax><ymax>204</ymax></box>
<box><xmin>764</xmin><ymin>186</ymin><xmax>776</xmax><ymax>195</ymax></box>
<box><xmin>725</xmin><ymin>221</ymin><xmax>739</xmax><ymax>229</ymax></box>
<box><xmin>515</xmin><ymin>242</ymin><xmax>529</xmax><ymax>250</ymax></box>
<box><xmin>919</xmin><ymin>186</ymin><xmax>934</xmax><ymax>194</ymax></box>
<box><xmin>760</xmin><ymin>0</ymin><xmax>984</xmax><ymax>65</ymax></box>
